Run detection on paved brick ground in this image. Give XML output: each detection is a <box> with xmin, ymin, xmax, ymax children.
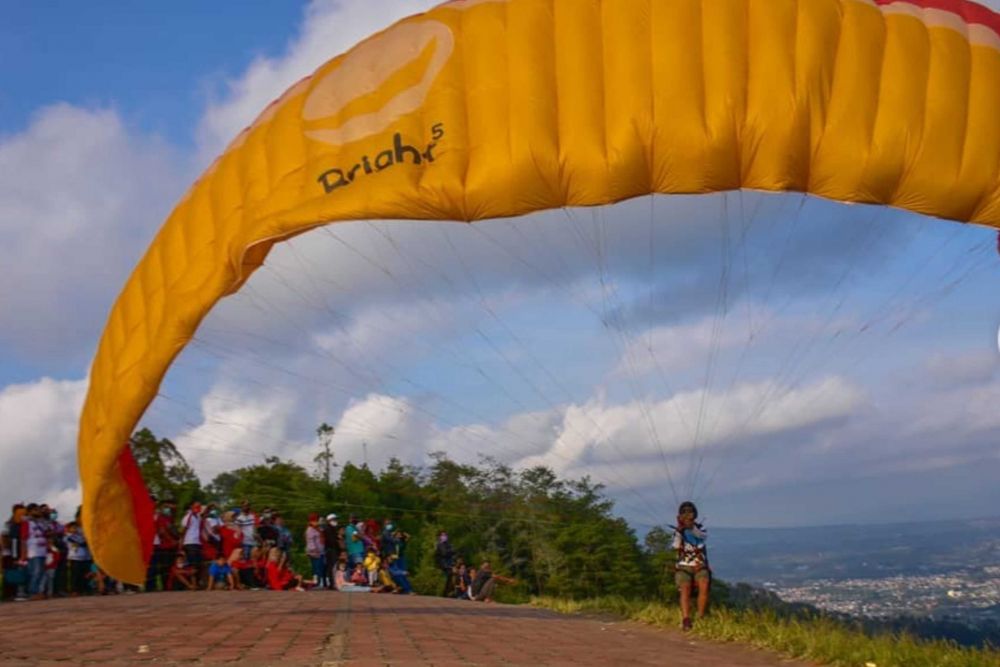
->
<box><xmin>0</xmin><ymin>592</ymin><xmax>813</xmax><ymax>666</ymax></box>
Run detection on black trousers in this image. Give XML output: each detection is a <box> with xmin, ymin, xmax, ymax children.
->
<box><xmin>70</xmin><ymin>559</ymin><xmax>91</xmax><ymax>594</ymax></box>
<box><xmin>53</xmin><ymin>555</ymin><xmax>68</xmax><ymax>596</ymax></box>
<box><xmin>146</xmin><ymin>548</ymin><xmax>173</xmax><ymax>591</ymax></box>
<box><xmin>441</xmin><ymin>568</ymin><xmax>455</xmax><ymax>597</ymax></box>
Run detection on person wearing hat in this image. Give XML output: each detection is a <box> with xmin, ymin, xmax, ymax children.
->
<box><xmin>671</xmin><ymin>501</ymin><xmax>710</xmax><ymax>631</ymax></box>
<box><xmin>321</xmin><ymin>513</ymin><xmax>340</xmax><ymax>590</ymax></box>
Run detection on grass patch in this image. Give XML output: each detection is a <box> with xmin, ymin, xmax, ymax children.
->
<box><xmin>530</xmin><ymin>596</ymin><xmax>1000</xmax><ymax>667</ymax></box>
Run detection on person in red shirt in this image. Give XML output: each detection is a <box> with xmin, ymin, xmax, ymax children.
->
<box><xmin>227</xmin><ymin>544</ymin><xmax>253</xmax><ymax>590</ymax></box>
<box><xmin>201</xmin><ymin>504</ymin><xmax>223</xmax><ymax>562</ymax></box>
<box><xmin>148</xmin><ymin>500</ymin><xmax>178</xmax><ymax>591</ymax></box>
<box><xmin>165</xmin><ymin>553</ymin><xmax>196</xmax><ymax>591</ymax></box>
<box><xmin>364</xmin><ymin>518</ymin><xmax>381</xmax><ymax>552</ymax></box>
<box><xmin>265</xmin><ymin>547</ymin><xmax>305</xmax><ymax>591</ymax></box>
<box><xmin>251</xmin><ymin>547</ymin><xmax>269</xmax><ymax>588</ymax></box>
<box><xmin>220</xmin><ymin>511</ymin><xmax>242</xmax><ymax>561</ymax></box>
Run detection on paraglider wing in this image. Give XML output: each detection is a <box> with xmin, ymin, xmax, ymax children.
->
<box><xmin>80</xmin><ymin>0</ymin><xmax>1000</xmax><ymax>583</ymax></box>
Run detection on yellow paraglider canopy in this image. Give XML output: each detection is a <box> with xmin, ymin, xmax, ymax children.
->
<box><xmin>80</xmin><ymin>0</ymin><xmax>1000</xmax><ymax>583</ymax></box>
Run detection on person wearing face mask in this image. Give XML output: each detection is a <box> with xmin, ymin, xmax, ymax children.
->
<box><xmin>201</xmin><ymin>504</ymin><xmax>223</xmax><ymax>562</ymax></box>
<box><xmin>148</xmin><ymin>501</ymin><xmax>178</xmax><ymax>591</ymax></box>
<box><xmin>321</xmin><ymin>513</ymin><xmax>340</xmax><ymax>590</ymax></box>
<box><xmin>380</xmin><ymin>519</ymin><xmax>397</xmax><ymax>560</ymax></box>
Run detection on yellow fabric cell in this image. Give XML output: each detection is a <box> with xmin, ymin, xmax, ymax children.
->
<box><xmin>80</xmin><ymin>0</ymin><xmax>1000</xmax><ymax>583</ymax></box>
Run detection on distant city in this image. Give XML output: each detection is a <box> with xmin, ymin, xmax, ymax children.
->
<box><xmin>708</xmin><ymin>517</ymin><xmax>1000</xmax><ymax>645</ymax></box>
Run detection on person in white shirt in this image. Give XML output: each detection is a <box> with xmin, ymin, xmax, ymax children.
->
<box><xmin>25</xmin><ymin>504</ymin><xmax>50</xmax><ymax>600</ymax></box>
<box><xmin>202</xmin><ymin>504</ymin><xmax>223</xmax><ymax>560</ymax></box>
<box><xmin>235</xmin><ymin>500</ymin><xmax>258</xmax><ymax>559</ymax></box>
<box><xmin>65</xmin><ymin>521</ymin><xmax>91</xmax><ymax>596</ymax></box>
<box><xmin>181</xmin><ymin>502</ymin><xmax>204</xmax><ymax>588</ymax></box>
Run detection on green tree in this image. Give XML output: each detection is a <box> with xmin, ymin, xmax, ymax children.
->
<box><xmin>313</xmin><ymin>423</ymin><xmax>336</xmax><ymax>485</ymax></box>
<box><xmin>133</xmin><ymin>428</ymin><xmax>668</xmax><ymax>603</ymax></box>
<box><xmin>645</xmin><ymin>524</ymin><xmax>679</xmax><ymax>600</ymax></box>
<box><xmin>207</xmin><ymin>456</ymin><xmax>324</xmax><ymax>562</ymax></box>
<box><xmin>335</xmin><ymin>462</ymin><xmax>381</xmax><ymax>517</ymax></box>
<box><xmin>129</xmin><ymin>427</ymin><xmax>202</xmax><ymax>509</ymax></box>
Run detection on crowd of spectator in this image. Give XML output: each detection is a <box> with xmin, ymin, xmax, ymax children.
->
<box><xmin>2</xmin><ymin>499</ymin><xmax>516</xmax><ymax>603</ymax></box>
<box><xmin>0</xmin><ymin>499</ymin><xmax>416</xmax><ymax>600</ymax></box>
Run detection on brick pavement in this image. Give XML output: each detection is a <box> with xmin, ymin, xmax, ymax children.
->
<box><xmin>0</xmin><ymin>591</ymin><xmax>813</xmax><ymax>666</ymax></box>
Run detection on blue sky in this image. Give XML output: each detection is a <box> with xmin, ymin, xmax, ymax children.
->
<box><xmin>0</xmin><ymin>2</ymin><xmax>305</xmax><ymax>145</ymax></box>
<box><xmin>2</xmin><ymin>0</ymin><xmax>999</xmax><ymax>532</ymax></box>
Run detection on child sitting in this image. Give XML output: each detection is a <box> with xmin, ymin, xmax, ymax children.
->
<box><xmin>335</xmin><ymin>562</ymin><xmax>371</xmax><ymax>592</ymax></box>
<box><xmin>350</xmin><ymin>562</ymin><xmax>367</xmax><ymax>586</ymax></box>
<box><xmin>207</xmin><ymin>554</ymin><xmax>235</xmax><ymax>590</ymax></box>
<box><xmin>387</xmin><ymin>555</ymin><xmax>412</xmax><ymax>594</ymax></box>
<box><xmin>372</xmin><ymin>560</ymin><xmax>398</xmax><ymax>593</ymax></box>
<box><xmin>453</xmin><ymin>563</ymin><xmax>470</xmax><ymax>599</ymax></box>
<box><xmin>363</xmin><ymin>548</ymin><xmax>380</xmax><ymax>586</ymax></box>
<box><xmin>166</xmin><ymin>553</ymin><xmax>197</xmax><ymax>591</ymax></box>
<box><xmin>265</xmin><ymin>547</ymin><xmax>305</xmax><ymax>591</ymax></box>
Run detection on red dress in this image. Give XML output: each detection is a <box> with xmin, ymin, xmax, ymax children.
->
<box><xmin>266</xmin><ymin>561</ymin><xmax>293</xmax><ymax>590</ymax></box>
<box><xmin>220</xmin><ymin>526</ymin><xmax>242</xmax><ymax>560</ymax></box>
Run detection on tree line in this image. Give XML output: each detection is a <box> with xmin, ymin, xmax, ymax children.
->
<box><xmin>129</xmin><ymin>426</ymin><xmax>681</xmax><ymax>601</ymax></box>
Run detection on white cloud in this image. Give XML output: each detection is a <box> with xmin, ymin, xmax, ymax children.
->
<box><xmin>0</xmin><ymin>104</ymin><xmax>185</xmax><ymax>368</ymax></box>
<box><xmin>516</xmin><ymin>376</ymin><xmax>865</xmax><ymax>481</ymax></box>
<box><xmin>924</xmin><ymin>349</ymin><xmax>1000</xmax><ymax>388</ymax></box>
<box><xmin>0</xmin><ymin>377</ymin><xmax>87</xmax><ymax>516</ymax></box>
<box><xmin>901</xmin><ymin>376</ymin><xmax>1000</xmax><ymax>441</ymax></box>
<box><xmin>330</xmin><ymin>393</ymin><xmax>432</xmax><ymax>468</ymax></box>
<box><xmin>196</xmin><ymin>0</ymin><xmax>441</xmax><ymax>164</ymax></box>
<box><xmin>311</xmin><ymin>294</ymin><xmax>480</xmax><ymax>375</ymax></box>
<box><xmin>170</xmin><ymin>384</ymin><xmax>306</xmax><ymax>478</ymax></box>
<box><xmin>7</xmin><ymin>0</ymin><xmax>1000</xmax><ymax>534</ymax></box>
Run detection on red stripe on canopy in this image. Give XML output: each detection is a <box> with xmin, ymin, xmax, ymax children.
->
<box><xmin>875</xmin><ymin>0</ymin><xmax>1000</xmax><ymax>36</ymax></box>
<box><xmin>118</xmin><ymin>446</ymin><xmax>156</xmax><ymax>568</ymax></box>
